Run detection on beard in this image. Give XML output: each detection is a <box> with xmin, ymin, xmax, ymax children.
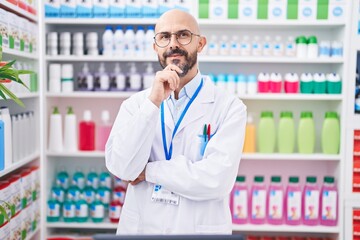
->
<box><xmin>158</xmin><ymin>48</ymin><xmax>197</xmax><ymax>78</ymax></box>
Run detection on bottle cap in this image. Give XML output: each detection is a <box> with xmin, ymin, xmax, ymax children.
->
<box><xmin>236</xmin><ymin>176</ymin><xmax>245</xmax><ymax>182</ymax></box>
<box><xmin>306</xmin><ymin>176</ymin><xmax>317</xmax><ymax>183</ymax></box>
<box><xmin>102</xmin><ymin>110</ymin><xmax>110</xmax><ymax>122</ymax></box>
<box><xmin>296</xmin><ymin>36</ymin><xmax>307</xmax><ymax>44</ymax></box>
<box><xmin>307</xmin><ymin>36</ymin><xmax>317</xmax><ymax>44</ymax></box>
<box><xmin>324</xmin><ymin>176</ymin><xmax>334</xmax><ymax>183</ymax></box>
<box><xmin>289</xmin><ymin>176</ymin><xmax>299</xmax><ymax>183</ymax></box>
<box><xmin>280</xmin><ymin>111</ymin><xmax>293</xmax><ymax>118</ymax></box>
<box><xmin>147</xmin><ymin>26</ymin><xmax>155</xmax><ymax>31</ymax></box>
<box><xmin>300</xmin><ymin>111</ymin><xmax>313</xmax><ymax>118</ymax></box>
<box><xmin>52</xmin><ymin>106</ymin><xmax>60</xmax><ymax>114</ymax></box>
<box><xmin>271</xmin><ymin>176</ymin><xmax>281</xmax><ymax>183</ymax></box>
<box><xmin>67</xmin><ymin>106</ymin><xmax>74</xmax><ymax>115</ymax></box>
<box><xmin>261</xmin><ymin>111</ymin><xmax>273</xmax><ymax>118</ymax></box>
<box><xmin>247</xmin><ymin>74</ymin><xmax>257</xmax><ymax>83</ymax></box>
<box><xmin>137</xmin><ymin>26</ymin><xmax>144</xmax><ymax>31</ymax></box>
<box><xmin>105</xmin><ymin>25</ymin><xmax>113</xmax><ymax>31</ymax></box>
<box><xmin>254</xmin><ymin>176</ymin><xmax>264</xmax><ymax>183</ymax></box>
<box><xmin>83</xmin><ymin>110</ymin><xmax>91</xmax><ymax>121</ymax></box>
<box><xmin>325</xmin><ymin>111</ymin><xmax>338</xmax><ymax>119</ymax></box>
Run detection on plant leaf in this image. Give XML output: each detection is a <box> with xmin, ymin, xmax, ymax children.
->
<box><xmin>18</xmin><ymin>70</ymin><xmax>34</xmax><ymax>75</ymax></box>
<box><xmin>0</xmin><ymin>46</ymin><xmax>2</xmax><ymax>61</ymax></box>
<box><xmin>0</xmin><ymin>83</ymin><xmax>25</xmax><ymax>107</ymax></box>
<box><xmin>0</xmin><ymin>200</ymin><xmax>12</xmax><ymax>222</ymax></box>
<box><xmin>0</xmin><ymin>88</ymin><xmax>6</xmax><ymax>100</ymax></box>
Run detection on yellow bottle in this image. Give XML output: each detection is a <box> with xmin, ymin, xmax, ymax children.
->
<box><xmin>243</xmin><ymin>114</ymin><xmax>256</xmax><ymax>153</ymax></box>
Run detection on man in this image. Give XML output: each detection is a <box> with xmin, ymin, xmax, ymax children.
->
<box><xmin>105</xmin><ymin>9</ymin><xmax>247</xmax><ymax>234</ymax></box>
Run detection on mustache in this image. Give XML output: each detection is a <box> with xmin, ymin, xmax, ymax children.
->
<box><xmin>163</xmin><ymin>48</ymin><xmax>188</xmax><ymax>58</ymax></box>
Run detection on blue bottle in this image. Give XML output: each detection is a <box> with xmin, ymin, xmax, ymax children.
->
<box><xmin>73</xmin><ymin>168</ymin><xmax>86</xmax><ymax>190</ymax></box>
<box><xmin>83</xmin><ymin>186</ymin><xmax>95</xmax><ymax>205</ymax></box>
<box><xmin>75</xmin><ymin>195</ymin><xmax>89</xmax><ymax>223</ymax></box>
<box><xmin>90</xmin><ymin>195</ymin><xmax>105</xmax><ymax>223</ymax></box>
<box><xmin>47</xmin><ymin>198</ymin><xmax>60</xmax><ymax>222</ymax></box>
<box><xmin>63</xmin><ymin>199</ymin><xmax>76</xmax><ymax>222</ymax></box>
<box><xmin>99</xmin><ymin>169</ymin><xmax>112</xmax><ymax>189</ymax></box>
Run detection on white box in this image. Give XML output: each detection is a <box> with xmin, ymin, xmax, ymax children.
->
<box><xmin>239</xmin><ymin>0</ymin><xmax>257</xmax><ymax>20</ymax></box>
<box><xmin>0</xmin><ymin>9</ymin><xmax>10</xmax><ymax>49</ymax></box>
<box><xmin>76</xmin><ymin>0</ymin><xmax>93</xmax><ymax>18</ymax></box>
<box><xmin>298</xmin><ymin>0</ymin><xmax>317</xmax><ymax>20</ymax></box>
<box><xmin>93</xmin><ymin>0</ymin><xmax>109</xmax><ymax>18</ymax></box>
<box><xmin>45</xmin><ymin>0</ymin><xmax>60</xmax><ymax>18</ymax></box>
<box><xmin>268</xmin><ymin>0</ymin><xmax>287</xmax><ymax>20</ymax></box>
<box><xmin>109</xmin><ymin>0</ymin><xmax>126</xmax><ymax>18</ymax></box>
<box><xmin>158</xmin><ymin>0</ymin><xmax>173</xmax><ymax>16</ymax></box>
<box><xmin>126</xmin><ymin>0</ymin><xmax>142</xmax><ymax>18</ymax></box>
<box><xmin>209</xmin><ymin>0</ymin><xmax>228</xmax><ymax>19</ymax></box>
<box><xmin>142</xmin><ymin>0</ymin><xmax>158</xmax><ymax>18</ymax></box>
<box><xmin>328</xmin><ymin>0</ymin><xmax>346</xmax><ymax>21</ymax></box>
<box><xmin>60</xmin><ymin>0</ymin><xmax>76</xmax><ymax>18</ymax></box>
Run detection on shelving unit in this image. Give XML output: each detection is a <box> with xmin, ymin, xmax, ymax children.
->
<box><xmin>47</xmin><ymin>221</ymin><xmax>117</xmax><ymax>230</ymax></box>
<box><xmin>2</xmin><ymin>48</ymin><xmax>39</xmax><ymax>60</ymax></box>
<box><xmin>0</xmin><ymin>0</ymin><xmax>37</xmax><ymax>22</ymax></box>
<box><xmin>0</xmin><ymin>152</ymin><xmax>39</xmax><ymax>178</ymax></box>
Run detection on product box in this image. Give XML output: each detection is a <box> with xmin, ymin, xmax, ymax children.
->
<box><xmin>20</xmin><ymin>18</ymin><xmax>30</xmax><ymax>52</ymax></box>
<box><xmin>93</xmin><ymin>0</ymin><xmax>110</xmax><ymax>18</ymax></box>
<box><xmin>298</xmin><ymin>0</ymin><xmax>317</xmax><ymax>21</ymax></box>
<box><xmin>76</xmin><ymin>0</ymin><xmax>93</xmax><ymax>18</ymax></box>
<box><xmin>0</xmin><ymin>9</ymin><xmax>10</xmax><ymax>49</ymax></box>
<box><xmin>18</xmin><ymin>0</ymin><xmax>27</xmax><ymax>11</ymax></box>
<box><xmin>228</xmin><ymin>0</ymin><xmax>238</xmax><ymax>19</ymax></box>
<box><xmin>209</xmin><ymin>0</ymin><xmax>228</xmax><ymax>19</ymax></box>
<box><xmin>158</xmin><ymin>0</ymin><xmax>173</xmax><ymax>17</ymax></box>
<box><xmin>198</xmin><ymin>0</ymin><xmax>209</xmax><ymax>19</ymax></box>
<box><xmin>8</xmin><ymin>13</ymin><xmax>20</xmax><ymax>50</ymax></box>
<box><xmin>45</xmin><ymin>0</ymin><xmax>60</xmax><ymax>18</ymax></box>
<box><xmin>328</xmin><ymin>0</ymin><xmax>346</xmax><ymax>21</ymax></box>
<box><xmin>257</xmin><ymin>0</ymin><xmax>268</xmax><ymax>19</ymax></box>
<box><xmin>142</xmin><ymin>0</ymin><xmax>158</xmax><ymax>18</ymax></box>
<box><xmin>27</xmin><ymin>0</ymin><xmax>36</xmax><ymax>15</ymax></box>
<box><xmin>268</xmin><ymin>0</ymin><xmax>287</xmax><ymax>20</ymax></box>
<box><xmin>60</xmin><ymin>0</ymin><xmax>76</xmax><ymax>18</ymax></box>
<box><xmin>238</xmin><ymin>0</ymin><xmax>257</xmax><ymax>20</ymax></box>
<box><xmin>125</xmin><ymin>0</ymin><xmax>142</xmax><ymax>18</ymax></box>
<box><xmin>109</xmin><ymin>0</ymin><xmax>126</xmax><ymax>18</ymax></box>
<box><xmin>287</xmin><ymin>0</ymin><xmax>298</xmax><ymax>19</ymax></box>
<box><xmin>30</xmin><ymin>22</ymin><xmax>37</xmax><ymax>53</ymax></box>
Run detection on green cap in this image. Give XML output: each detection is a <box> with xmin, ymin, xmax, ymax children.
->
<box><xmin>306</xmin><ymin>176</ymin><xmax>317</xmax><ymax>183</ymax></box>
<box><xmin>324</xmin><ymin>176</ymin><xmax>335</xmax><ymax>183</ymax></box>
<box><xmin>236</xmin><ymin>176</ymin><xmax>245</xmax><ymax>182</ymax></box>
<box><xmin>271</xmin><ymin>176</ymin><xmax>281</xmax><ymax>183</ymax></box>
<box><xmin>296</xmin><ymin>36</ymin><xmax>307</xmax><ymax>44</ymax></box>
<box><xmin>67</xmin><ymin>106</ymin><xmax>74</xmax><ymax>115</ymax></box>
<box><xmin>254</xmin><ymin>176</ymin><xmax>264</xmax><ymax>183</ymax></box>
<box><xmin>280</xmin><ymin>111</ymin><xmax>293</xmax><ymax>118</ymax></box>
<box><xmin>307</xmin><ymin>36</ymin><xmax>318</xmax><ymax>44</ymax></box>
<box><xmin>289</xmin><ymin>176</ymin><xmax>299</xmax><ymax>183</ymax></box>
<box><xmin>261</xmin><ymin>111</ymin><xmax>273</xmax><ymax>118</ymax></box>
<box><xmin>52</xmin><ymin>106</ymin><xmax>60</xmax><ymax>114</ymax></box>
<box><xmin>325</xmin><ymin>111</ymin><xmax>338</xmax><ymax>119</ymax></box>
<box><xmin>300</xmin><ymin>111</ymin><xmax>313</xmax><ymax>118</ymax></box>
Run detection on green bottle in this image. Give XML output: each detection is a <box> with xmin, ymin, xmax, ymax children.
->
<box><xmin>75</xmin><ymin>194</ymin><xmax>89</xmax><ymax>223</ymax></box>
<box><xmin>83</xmin><ymin>186</ymin><xmax>95</xmax><ymax>205</ymax></box>
<box><xmin>90</xmin><ymin>194</ymin><xmax>105</xmax><ymax>223</ymax></box>
<box><xmin>73</xmin><ymin>168</ymin><xmax>85</xmax><ymax>190</ymax></box>
<box><xmin>62</xmin><ymin>199</ymin><xmax>76</xmax><ymax>222</ymax></box>
<box><xmin>278</xmin><ymin>112</ymin><xmax>295</xmax><ymax>153</ymax></box>
<box><xmin>47</xmin><ymin>198</ymin><xmax>60</xmax><ymax>222</ymax></box>
<box><xmin>67</xmin><ymin>185</ymin><xmax>80</xmax><ymax>202</ymax></box>
<box><xmin>87</xmin><ymin>168</ymin><xmax>99</xmax><ymax>189</ymax></box>
<box><xmin>56</xmin><ymin>167</ymin><xmax>69</xmax><ymax>190</ymax></box>
<box><xmin>97</xmin><ymin>186</ymin><xmax>111</xmax><ymax>209</ymax></box>
<box><xmin>298</xmin><ymin>112</ymin><xmax>315</xmax><ymax>154</ymax></box>
<box><xmin>321</xmin><ymin>112</ymin><xmax>340</xmax><ymax>154</ymax></box>
<box><xmin>258</xmin><ymin>111</ymin><xmax>276</xmax><ymax>153</ymax></box>
<box><xmin>99</xmin><ymin>169</ymin><xmax>112</xmax><ymax>189</ymax></box>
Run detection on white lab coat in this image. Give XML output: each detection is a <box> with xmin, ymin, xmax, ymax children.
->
<box><xmin>105</xmin><ymin>75</ymin><xmax>247</xmax><ymax>234</ymax></box>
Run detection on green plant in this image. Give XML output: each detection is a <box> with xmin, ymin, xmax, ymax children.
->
<box><xmin>0</xmin><ymin>200</ymin><xmax>11</xmax><ymax>223</ymax></box>
<box><xmin>0</xmin><ymin>46</ymin><xmax>33</xmax><ymax>107</ymax></box>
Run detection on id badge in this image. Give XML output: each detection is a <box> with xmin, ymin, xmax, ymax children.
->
<box><xmin>151</xmin><ymin>185</ymin><xmax>179</xmax><ymax>205</ymax></box>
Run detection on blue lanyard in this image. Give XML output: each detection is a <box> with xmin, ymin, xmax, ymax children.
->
<box><xmin>161</xmin><ymin>79</ymin><xmax>203</xmax><ymax>160</ymax></box>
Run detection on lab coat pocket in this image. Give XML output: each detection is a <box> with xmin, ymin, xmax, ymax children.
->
<box><xmin>116</xmin><ymin>208</ymin><xmax>140</xmax><ymax>234</ymax></box>
<box><xmin>197</xmin><ymin>135</ymin><xmax>209</xmax><ymax>158</ymax></box>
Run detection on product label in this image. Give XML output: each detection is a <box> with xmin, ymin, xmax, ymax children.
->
<box><xmin>109</xmin><ymin>205</ymin><xmax>122</xmax><ymax>219</ymax></box>
<box><xmin>113</xmin><ymin>190</ymin><xmax>126</xmax><ymax>204</ymax></box>
<box><xmin>84</xmin><ymin>190</ymin><xmax>95</xmax><ymax>204</ymax></box>
<box><xmin>98</xmin><ymin>190</ymin><xmax>111</xmax><ymax>205</ymax></box>
<box><xmin>52</xmin><ymin>188</ymin><xmax>65</xmax><ymax>203</ymax></box>
<box><xmin>47</xmin><ymin>202</ymin><xmax>60</xmax><ymax>217</ymax></box>
<box><xmin>76</xmin><ymin>204</ymin><xmax>88</xmax><ymax>217</ymax></box>
<box><xmin>0</xmin><ymin>185</ymin><xmax>11</xmax><ymax>218</ymax></box>
<box><xmin>268</xmin><ymin>190</ymin><xmax>283</xmax><ymax>219</ymax></box>
<box><xmin>287</xmin><ymin>191</ymin><xmax>301</xmax><ymax>220</ymax></box>
<box><xmin>11</xmin><ymin>180</ymin><xmax>22</xmax><ymax>214</ymax></box>
<box><xmin>73</xmin><ymin>176</ymin><xmax>85</xmax><ymax>189</ymax></box>
<box><xmin>305</xmin><ymin>190</ymin><xmax>319</xmax><ymax>219</ymax></box>
<box><xmin>100</xmin><ymin>176</ymin><xmax>112</xmax><ymax>188</ymax></box>
<box><xmin>87</xmin><ymin>176</ymin><xmax>99</xmax><ymax>189</ymax></box>
<box><xmin>321</xmin><ymin>190</ymin><xmax>337</xmax><ymax>220</ymax></box>
<box><xmin>63</xmin><ymin>204</ymin><xmax>75</xmax><ymax>218</ymax></box>
<box><xmin>233</xmin><ymin>189</ymin><xmax>248</xmax><ymax>219</ymax></box>
<box><xmin>0</xmin><ymin>221</ymin><xmax>10</xmax><ymax>240</ymax></box>
<box><xmin>91</xmin><ymin>204</ymin><xmax>105</xmax><ymax>218</ymax></box>
<box><xmin>10</xmin><ymin>213</ymin><xmax>21</xmax><ymax>240</ymax></box>
<box><xmin>67</xmin><ymin>188</ymin><xmax>80</xmax><ymax>201</ymax></box>
<box><xmin>0</xmin><ymin>10</ymin><xmax>9</xmax><ymax>48</ymax></box>
<box><xmin>56</xmin><ymin>175</ymin><xmax>69</xmax><ymax>189</ymax></box>
<box><xmin>251</xmin><ymin>189</ymin><xmax>266</xmax><ymax>219</ymax></box>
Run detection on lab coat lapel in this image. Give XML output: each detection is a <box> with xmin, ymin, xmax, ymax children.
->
<box><xmin>163</xmin><ymin>100</ymin><xmax>175</xmax><ymax>131</ymax></box>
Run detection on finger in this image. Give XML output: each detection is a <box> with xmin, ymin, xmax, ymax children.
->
<box><xmin>164</xmin><ymin>64</ymin><xmax>183</xmax><ymax>75</ymax></box>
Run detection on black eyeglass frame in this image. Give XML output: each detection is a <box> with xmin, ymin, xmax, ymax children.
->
<box><xmin>153</xmin><ymin>30</ymin><xmax>201</xmax><ymax>48</ymax></box>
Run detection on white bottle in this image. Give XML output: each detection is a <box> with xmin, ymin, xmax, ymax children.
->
<box><xmin>240</xmin><ymin>35</ymin><xmax>251</xmax><ymax>56</ymax></box>
<box><xmin>23</xmin><ymin>112</ymin><xmax>30</xmax><ymax>156</ymax></box>
<box><xmin>207</xmin><ymin>35</ymin><xmax>219</xmax><ymax>56</ymax></box>
<box><xmin>143</xmin><ymin>63</ymin><xmax>155</xmax><ymax>89</ymax></box>
<box><xmin>111</xmin><ymin>63</ymin><xmax>126</xmax><ymax>91</ymax></box>
<box><xmin>60</xmin><ymin>32</ymin><xmax>71</xmax><ymax>56</ymax></box>
<box><xmin>49</xmin><ymin>107</ymin><xmax>63</xmax><ymax>152</ymax></box>
<box><xmin>114</xmin><ymin>26</ymin><xmax>124</xmax><ymax>56</ymax></box>
<box><xmin>95</xmin><ymin>63</ymin><xmax>110</xmax><ymax>91</ymax></box>
<box><xmin>18</xmin><ymin>113</ymin><xmax>25</xmax><ymax>159</ymax></box>
<box><xmin>227</xmin><ymin>74</ymin><xmax>237</xmax><ymax>95</ymax></box>
<box><xmin>11</xmin><ymin>115</ymin><xmax>19</xmax><ymax>162</ymax></box>
<box><xmin>49</xmin><ymin>64</ymin><xmax>62</xmax><ymax>93</ymax></box>
<box><xmin>236</xmin><ymin>74</ymin><xmax>247</xmax><ymax>95</ymax></box>
<box><xmin>64</xmin><ymin>107</ymin><xmax>77</xmax><ymax>152</ymax></box>
<box><xmin>296</xmin><ymin>36</ymin><xmax>308</xmax><ymax>58</ymax></box>
<box><xmin>127</xmin><ymin>63</ymin><xmax>142</xmax><ymax>91</ymax></box>
<box><xmin>135</xmin><ymin>26</ymin><xmax>145</xmax><ymax>57</ymax></box>
<box><xmin>86</xmin><ymin>32</ymin><xmax>99</xmax><ymax>56</ymax></box>
<box><xmin>230</xmin><ymin>36</ymin><xmax>240</xmax><ymax>56</ymax></box>
<box><xmin>273</xmin><ymin>36</ymin><xmax>284</xmax><ymax>57</ymax></box>
<box><xmin>102</xmin><ymin>26</ymin><xmax>114</xmax><ymax>56</ymax></box>
<box><xmin>73</xmin><ymin>32</ymin><xmax>84</xmax><ymax>56</ymax></box>
<box><xmin>47</xmin><ymin>32</ymin><xmax>58</xmax><ymax>56</ymax></box>
<box><xmin>307</xmin><ymin>36</ymin><xmax>318</xmax><ymax>59</ymax></box>
<box><xmin>77</xmin><ymin>63</ymin><xmax>94</xmax><ymax>91</ymax></box>
<box><xmin>0</xmin><ymin>107</ymin><xmax>12</xmax><ymax>168</ymax></box>
<box><xmin>252</xmin><ymin>36</ymin><xmax>262</xmax><ymax>57</ymax></box>
<box><xmin>219</xmin><ymin>35</ymin><xmax>230</xmax><ymax>56</ymax></box>
<box><xmin>61</xmin><ymin>64</ymin><xmax>74</xmax><ymax>92</ymax></box>
<box><xmin>263</xmin><ymin>36</ymin><xmax>272</xmax><ymax>57</ymax></box>
<box><xmin>285</xmin><ymin>36</ymin><xmax>296</xmax><ymax>57</ymax></box>
<box><xmin>124</xmin><ymin>26</ymin><xmax>136</xmax><ymax>57</ymax></box>
<box><xmin>144</xmin><ymin>26</ymin><xmax>155</xmax><ymax>56</ymax></box>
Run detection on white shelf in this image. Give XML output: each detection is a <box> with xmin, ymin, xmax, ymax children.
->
<box><xmin>242</xmin><ymin>153</ymin><xmax>341</xmax><ymax>161</ymax></box>
<box><xmin>0</xmin><ymin>0</ymin><xmax>37</xmax><ymax>22</ymax></box>
<box><xmin>46</xmin><ymin>91</ymin><xmax>135</xmax><ymax>99</ymax></box>
<box><xmin>47</xmin><ymin>151</ymin><xmax>105</xmax><ymax>158</ymax></box>
<box><xmin>26</xmin><ymin>228</ymin><xmax>40</xmax><ymax>240</ymax></box>
<box><xmin>0</xmin><ymin>152</ymin><xmax>39</xmax><ymax>178</ymax></box>
<box><xmin>232</xmin><ymin>224</ymin><xmax>339</xmax><ymax>233</ymax></box>
<box><xmin>44</xmin><ymin>18</ymin><xmax>157</xmax><ymax>25</ymax></box>
<box><xmin>46</xmin><ymin>221</ymin><xmax>117</xmax><ymax>229</ymax></box>
<box><xmin>353</xmin><ymin>115</ymin><xmax>360</xmax><ymax>129</ymax></box>
<box><xmin>0</xmin><ymin>92</ymin><xmax>39</xmax><ymax>100</ymax></box>
<box><xmin>240</xmin><ymin>94</ymin><xmax>343</xmax><ymax>101</ymax></box>
<box><xmin>45</xmin><ymin>55</ymin><xmax>157</xmax><ymax>62</ymax></box>
<box><xmin>2</xmin><ymin>48</ymin><xmax>38</xmax><ymax>60</ymax></box>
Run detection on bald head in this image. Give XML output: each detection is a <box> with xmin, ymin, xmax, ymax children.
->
<box><xmin>155</xmin><ymin>9</ymin><xmax>200</xmax><ymax>35</ymax></box>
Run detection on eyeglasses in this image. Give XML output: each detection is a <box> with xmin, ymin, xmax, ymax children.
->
<box><xmin>154</xmin><ymin>30</ymin><xmax>201</xmax><ymax>48</ymax></box>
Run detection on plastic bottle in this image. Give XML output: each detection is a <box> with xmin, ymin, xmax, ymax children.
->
<box><xmin>247</xmin><ymin>74</ymin><xmax>257</xmax><ymax>94</ymax></box>
<box><xmin>262</xmin><ymin>36</ymin><xmax>272</xmax><ymax>57</ymax></box>
<box><xmin>72</xmin><ymin>168</ymin><xmax>86</xmax><ymax>190</ymax></box>
<box><xmin>207</xmin><ymin>35</ymin><xmax>219</xmax><ymax>56</ymax></box>
<box><xmin>46</xmin><ymin>197</ymin><xmax>60</xmax><ymax>222</ymax></box>
<box><xmin>144</xmin><ymin>26</ymin><xmax>155</xmax><ymax>56</ymax></box>
<box><xmin>307</xmin><ymin>36</ymin><xmax>318</xmax><ymax>59</ymax></box>
<box><xmin>326</xmin><ymin>73</ymin><xmax>342</xmax><ymax>94</ymax></box>
<box><xmin>79</xmin><ymin>110</ymin><xmax>95</xmax><ymax>151</ymax></box>
<box><xmin>297</xmin><ymin>112</ymin><xmax>315</xmax><ymax>154</ymax></box>
<box><xmin>72</xmin><ymin>32</ymin><xmax>84</xmax><ymax>56</ymax></box>
<box><xmin>48</xmin><ymin>107</ymin><xmax>63</xmax><ymax>152</ymax></box>
<box><xmin>62</xmin><ymin>198</ymin><xmax>76</xmax><ymax>222</ymax></box>
<box><xmin>113</xmin><ymin>184</ymin><xmax>127</xmax><ymax>205</ymax></box>
<box><xmin>216</xmin><ymin>74</ymin><xmax>227</xmax><ymax>91</ymax></box>
<box><xmin>98</xmin><ymin>185</ymin><xmax>111</xmax><ymax>209</ymax></box>
<box><xmin>300</xmin><ymin>73</ymin><xmax>314</xmax><ymax>94</ymax></box>
<box><xmin>114</xmin><ymin>26</ymin><xmax>124</xmax><ymax>56</ymax></box>
<box><xmin>67</xmin><ymin>185</ymin><xmax>81</xmax><ymax>202</ymax></box>
<box><xmin>97</xmin><ymin>110</ymin><xmax>112</xmax><ymax>151</ymax></box>
<box><xmin>267</xmin><ymin>176</ymin><xmax>284</xmax><ymax>225</ymax></box>
<box><xmin>250</xmin><ymin>176</ymin><xmax>266</xmax><ymax>224</ymax></box>
<box><xmin>243</xmin><ymin>114</ymin><xmax>256</xmax><ymax>153</ymax></box>
<box><xmin>90</xmin><ymin>194</ymin><xmax>105</xmax><ymax>223</ymax></box>
<box><xmin>319</xmin><ymin>41</ymin><xmax>331</xmax><ymax>58</ymax></box>
<box><xmin>302</xmin><ymin>176</ymin><xmax>320</xmax><ymax>226</ymax></box>
<box><xmin>143</xmin><ymin>63</ymin><xmax>155</xmax><ymax>89</ymax></box>
<box><xmin>252</xmin><ymin>36</ymin><xmax>262</xmax><ymax>56</ymax></box>
<box><xmin>269</xmin><ymin>73</ymin><xmax>282</xmax><ymax>93</ymax></box>
<box><xmin>123</xmin><ymin>26</ymin><xmax>136</xmax><ymax>57</ymax></box>
<box><xmin>87</xmin><ymin>168</ymin><xmax>99</xmax><ymax>189</ymax></box>
<box><xmin>56</xmin><ymin>167</ymin><xmax>69</xmax><ymax>190</ymax></box>
<box><xmin>60</xmin><ymin>32</ymin><xmax>71</xmax><ymax>55</ymax></box>
<box><xmin>258</xmin><ymin>111</ymin><xmax>276</xmax><ymax>153</ymax></box>
<box><xmin>75</xmin><ymin>194</ymin><xmax>89</xmax><ymax>223</ymax></box>
<box><xmin>135</xmin><ymin>26</ymin><xmax>145</xmax><ymax>57</ymax></box>
<box><xmin>285</xmin><ymin>176</ymin><xmax>302</xmax><ymax>225</ymax></box>
<box><xmin>86</xmin><ymin>32</ymin><xmax>99</xmax><ymax>56</ymax></box>
<box><xmin>273</xmin><ymin>36</ymin><xmax>284</xmax><ymax>57</ymax></box>
<box><xmin>321</xmin><ymin>112</ymin><xmax>340</xmax><ymax>154</ymax></box>
<box><xmin>102</xmin><ymin>26</ymin><xmax>114</xmax><ymax>56</ymax></box>
<box><xmin>51</xmin><ymin>183</ymin><xmax>65</xmax><ymax>204</ymax></box>
<box><xmin>61</xmin><ymin>64</ymin><xmax>74</xmax><ymax>92</ymax></box>
<box><xmin>109</xmin><ymin>198</ymin><xmax>122</xmax><ymax>223</ymax></box>
<box><xmin>110</xmin><ymin>63</ymin><xmax>126</xmax><ymax>91</ymax></box>
<box><xmin>227</xmin><ymin>74</ymin><xmax>237</xmax><ymax>95</ymax></box>
<box><xmin>127</xmin><ymin>63</ymin><xmax>142</xmax><ymax>91</ymax></box>
<box><xmin>278</xmin><ymin>112</ymin><xmax>295</xmax><ymax>153</ymax></box>
<box><xmin>99</xmin><ymin>168</ymin><xmax>112</xmax><ymax>189</ymax></box>
<box><xmin>240</xmin><ymin>35</ymin><xmax>251</xmax><ymax>56</ymax></box>
<box><xmin>257</xmin><ymin>72</ymin><xmax>270</xmax><ymax>93</ymax></box>
<box><xmin>83</xmin><ymin>185</ymin><xmax>95</xmax><ymax>205</ymax></box>
<box><xmin>236</xmin><ymin>74</ymin><xmax>246</xmax><ymax>95</ymax></box>
<box><xmin>284</xmin><ymin>73</ymin><xmax>299</xmax><ymax>94</ymax></box>
<box><xmin>320</xmin><ymin>176</ymin><xmax>338</xmax><ymax>226</ymax></box>
<box><xmin>230</xmin><ymin>176</ymin><xmax>248</xmax><ymax>224</ymax></box>
<box><xmin>63</xmin><ymin>106</ymin><xmax>77</xmax><ymax>152</ymax></box>
<box><xmin>95</xmin><ymin>63</ymin><xmax>110</xmax><ymax>91</ymax></box>
<box><xmin>296</xmin><ymin>36</ymin><xmax>308</xmax><ymax>58</ymax></box>
<box><xmin>230</xmin><ymin>36</ymin><xmax>240</xmax><ymax>56</ymax></box>
<box><xmin>77</xmin><ymin>63</ymin><xmax>94</xmax><ymax>91</ymax></box>
<box><xmin>313</xmin><ymin>73</ymin><xmax>327</xmax><ymax>94</ymax></box>
<box><xmin>0</xmin><ymin>107</ymin><xmax>12</xmax><ymax>168</ymax></box>
<box><xmin>285</xmin><ymin>36</ymin><xmax>296</xmax><ymax>57</ymax></box>
<box><xmin>219</xmin><ymin>35</ymin><xmax>230</xmax><ymax>56</ymax></box>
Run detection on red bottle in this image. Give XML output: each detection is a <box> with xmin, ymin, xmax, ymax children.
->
<box><xmin>79</xmin><ymin>110</ymin><xmax>95</xmax><ymax>151</ymax></box>
<box><xmin>113</xmin><ymin>186</ymin><xmax>127</xmax><ymax>205</ymax></box>
<box><xmin>109</xmin><ymin>199</ymin><xmax>122</xmax><ymax>223</ymax></box>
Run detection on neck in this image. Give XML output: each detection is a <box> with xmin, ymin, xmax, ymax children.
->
<box><xmin>174</xmin><ymin>68</ymin><xmax>198</xmax><ymax>99</ymax></box>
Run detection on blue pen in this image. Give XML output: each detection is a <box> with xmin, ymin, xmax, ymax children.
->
<box><xmin>203</xmin><ymin>124</ymin><xmax>207</xmax><ymax>141</ymax></box>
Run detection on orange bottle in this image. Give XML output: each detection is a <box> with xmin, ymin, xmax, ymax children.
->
<box><xmin>243</xmin><ymin>114</ymin><xmax>256</xmax><ymax>153</ymax></box>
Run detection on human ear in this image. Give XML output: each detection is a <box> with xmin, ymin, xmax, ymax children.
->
<box><xmin>197</xmin><ymin>36</ymin><xmax>207</xmax><ymax>53</ymax></box>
